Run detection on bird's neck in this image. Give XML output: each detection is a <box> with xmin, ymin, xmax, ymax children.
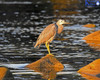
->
<box><xmin>56</xmin><ymin>23</ymin><xmax>63</xmax><ymax>34</ymax></box>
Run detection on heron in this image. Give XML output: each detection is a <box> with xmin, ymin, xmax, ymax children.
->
<box><xmin>34</xmin><ymin>19</ymin><xmax>70</xmax><ymax>55</ymax></box>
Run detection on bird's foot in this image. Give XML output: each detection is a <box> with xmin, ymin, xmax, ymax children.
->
<box><xmin>48</xmin><ymin>53</ymin><xmax>54</xmax><ymax>56</ymax></box>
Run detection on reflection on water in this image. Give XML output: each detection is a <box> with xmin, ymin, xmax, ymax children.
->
<box><xmin>51</xmin><ymin>0</ymin><xmax>80</xmax><ymax>16</ymax></box>
<box><xmin>0</xmin><ymin>67</ymin><xmax>8</xmax><ymax>80</ymax></box>
<box><xmin>79</xmin><ymin>73</ymin><xmax>100</xmax><ymax>80</ymax></box>
<box><xmin>0</xmin><ymin>0</ymin><xmax>100</xmax><ymax>80</ymax></box>
<box><xmin>0</xmin><ymin>67</ymin><xmax>14</xmax><ymax>80</ymax></box>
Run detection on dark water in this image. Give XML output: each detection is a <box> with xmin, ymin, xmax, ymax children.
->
<box><xmin>0</xmin><ymin>0</ymin><xmax>100</xmax><ymax>80</ymax></box>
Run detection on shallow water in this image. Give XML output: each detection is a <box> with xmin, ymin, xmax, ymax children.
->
<box><xmin>0</xmin><ymin>0</ymin><xmax>100</xmax><ymax>80</ymax></box>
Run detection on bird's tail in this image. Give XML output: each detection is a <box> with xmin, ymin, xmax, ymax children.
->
<box><xmin>34</xmin><ymin>42</ymin><xmax>41</xmax><ymax>48</ymax></box>
<box><xmin>34</xmin><ymin>43</ymin><xmax>37</xmax><ymax>48</ymax></box>
<box><xmin>34</xmin><ymin>41</ymin><xmax>39</xmax><ymax>48</ymax></box>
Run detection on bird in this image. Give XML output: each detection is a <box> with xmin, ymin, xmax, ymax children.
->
<box><xmin>34</xmin><ymin>19</ymin><xmax>70</xmax><ymax>55</ymax></box>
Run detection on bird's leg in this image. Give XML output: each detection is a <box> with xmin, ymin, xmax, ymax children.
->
<box><xmin>45</xmin><ymin>42</ymin><xmax>54</xmax><ymax>56</ymax></box>
<box><xmin>45</xmin><ymin>42</ymin><xmax>51</xmax><ymax>54</ymax></box>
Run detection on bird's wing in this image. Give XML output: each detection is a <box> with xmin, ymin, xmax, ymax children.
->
<box><xmin>35</xmin><ymin>24</ymin><xmax>56</xmax><ymax>46</ymax></box>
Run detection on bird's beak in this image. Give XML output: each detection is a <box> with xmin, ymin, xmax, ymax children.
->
<box><xmin>63</xmin><ymin>22</ymin><xmax>71</xmax><ymax>24</ymax></box>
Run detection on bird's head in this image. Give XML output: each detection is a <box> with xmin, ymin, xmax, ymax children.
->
<box><xmin>56</xmin><ymin>19</ymin><xmax>70</xmax><ymax>25</ymax></box>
